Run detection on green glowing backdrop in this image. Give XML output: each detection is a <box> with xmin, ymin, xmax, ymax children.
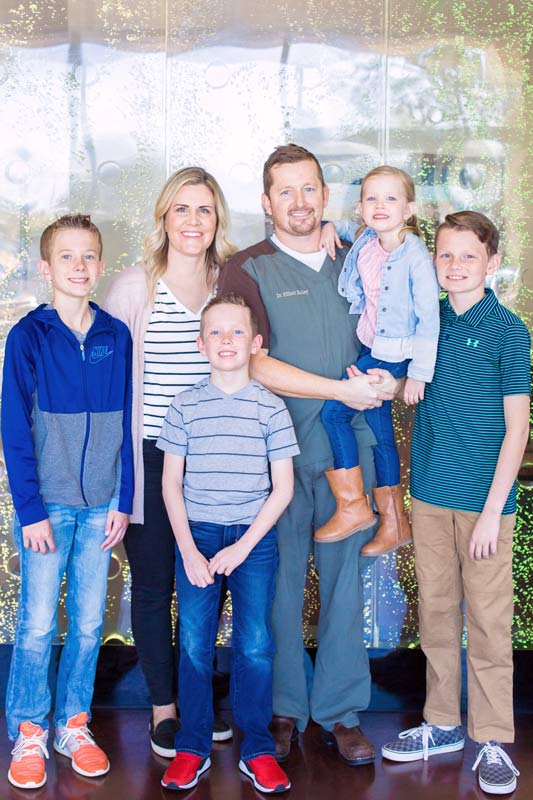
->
<box><xmin>0</xmin><ymin>0</ymin><xmax>531</xmax><ymax>647</ymax></box>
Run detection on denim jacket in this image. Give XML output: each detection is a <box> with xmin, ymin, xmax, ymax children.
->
<box><xmin>336</xmin><ymin>223</ymin><xmax>440</xmax><ymax>382</ymax></box>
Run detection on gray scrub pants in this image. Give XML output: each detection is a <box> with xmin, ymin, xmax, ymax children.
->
<box><xmin>271</xmin><ymin>454</ymin><xmax>376</xmax><ymax>732</ymax></box>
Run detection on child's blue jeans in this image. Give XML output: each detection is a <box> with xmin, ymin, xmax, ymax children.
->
<box><xmin>174</xmin><ymin>521</ymin><xmax>278</xmax><ymax>761</ymax></box>
<box><xmin>6</xmin><ymin>502</ymin><xmax>111</xmax><ymax>740</ymax></box>
<box><xmin>321</xmin><ymin>345</ymin><xmax>408</xmax><ymax>486</ymax></box>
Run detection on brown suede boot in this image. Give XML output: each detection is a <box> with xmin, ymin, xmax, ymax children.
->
<box><xmin>314</xmin><ymin>466</ymin><xmax>376</xmax><ymax>543</ymax></box>
<box><xmin>360</xmin><ymin>484</ymin><xmax>412</xmax><ymax>557</ymax></box>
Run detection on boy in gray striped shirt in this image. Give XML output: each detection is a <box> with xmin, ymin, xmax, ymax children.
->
<box><xmin>157</xmin><ymin>294</ymin><xmax>299</xmax><ymax>794</ymax></box>
<box><xmin>382</xmin><ymin>212</ymin><xmax>530</xmax><ymax>796</ymax></box>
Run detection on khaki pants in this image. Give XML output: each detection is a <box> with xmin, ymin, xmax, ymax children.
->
<box><xmin>412</xmin><ymin>498</ymin><xmax>515</xmax><ymax>743</ymax></box>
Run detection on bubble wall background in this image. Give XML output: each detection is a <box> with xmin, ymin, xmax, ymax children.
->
<box><xmin>0</xmin><ymin>1</ymin><xmax>531</xmax><ymax>648</ymax></box>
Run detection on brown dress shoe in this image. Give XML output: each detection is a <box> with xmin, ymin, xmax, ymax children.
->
<box><xmin>270</xmin><ymin>716</ymin><xmax>298</xmax><ymax>762</ymax></box>
<box><xmin>321</xmin><ymin>723</ymin><xmax>375</xmax><ymax>765</ymax></box>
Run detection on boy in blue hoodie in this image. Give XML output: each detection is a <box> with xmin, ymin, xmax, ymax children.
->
<box><xmin>1</xmin><ymin>214</ymin><xmax>133</xmax><ymax>790</ymax></box>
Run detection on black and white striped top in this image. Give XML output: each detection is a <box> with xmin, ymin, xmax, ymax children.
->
<box><xmin>143</xmin><ymin>280</ymin><xmax>211</xmax><ymax>439</ymax></box>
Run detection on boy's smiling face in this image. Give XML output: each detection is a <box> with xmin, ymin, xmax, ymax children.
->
<box><xmin>38</xmin><ymin>229</ymin><xmax>104</xmax><ymax>302</ymax></box>
<box><xmin>434</xmin><ymin>227</ymin><xmax>501</xmax><ymax>311</ymax></box>
<box><xmin>197</xmin><ymin>303</ymin><xmax>262</xmax><ymax>375</ymax></box>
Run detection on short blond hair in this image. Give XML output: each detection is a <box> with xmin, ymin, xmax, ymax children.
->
<box><xmin>40</xmin><ymin>214</ymin><xmax>103</xmax><ymax>262</ymax></box>
<box><xmin>200</xmin><ymin>293</ymin><xmax>258</xmax><ymax>337</ymax></box>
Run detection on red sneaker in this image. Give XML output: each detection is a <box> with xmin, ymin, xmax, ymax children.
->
<box><xmin>239</xmin><ymin>755</ymin><xmax>291</xmax><ymax>793</ymax></box>
<box><xmin>161</xmin><ymin>752</ymin><xmax>211</xmax><ymax>790</ymax></box>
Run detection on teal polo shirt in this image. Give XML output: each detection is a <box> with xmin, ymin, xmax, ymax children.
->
<box><xmin>411</xmin><ymin>289</ymin><xmax>530</xmax><ymax>514</ymax></box>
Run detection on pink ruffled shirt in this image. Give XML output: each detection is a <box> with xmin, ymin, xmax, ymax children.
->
<box><xmin>355</xmin><ymin>236</ymin><xmax>389</xmax><ymax>348</ymax></box>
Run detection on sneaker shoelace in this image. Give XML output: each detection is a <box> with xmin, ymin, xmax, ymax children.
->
<box><xmin>58</xmin><ymin>723</ymin><xmax>104</xmax><ymax>769</ymax></box>
<box><xmin>11</xmin><ymin>731</ymin><xmax>49</xmax><ymax>762</ymax></box>
<box><xmin>398</xmin><ymin>723</ymin><xmax>435</xmax><ymax>761</ymax></box>
<box><xmin>472</xmin><ymin>743</ymin><xmax>520</xmax><ymax>777</ymax></box>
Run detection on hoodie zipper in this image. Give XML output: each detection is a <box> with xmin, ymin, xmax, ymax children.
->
<box><xmin>79</xmin><ymin>342</ymin><xmax>90</xmax><ymax>506</ymax></box>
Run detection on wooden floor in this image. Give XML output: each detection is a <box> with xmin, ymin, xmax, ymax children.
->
<box><xmin>1</xmin><ymin>711</ymin><xmax>532</xmax><ymax>799</ymax></box>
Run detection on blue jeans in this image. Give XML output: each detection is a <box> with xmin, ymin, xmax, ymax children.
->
<box><xmin>175</xmin><ymin>521</ymin><xmax>278</xmax><ymax>760</ymax></box>
<box><xmin>6</xmin><ymin>503</ymin><xmax>111</xmax><ymax>740</ymax></box>
<box><xmin>320</xmin><ymin>346</ymin><xmax>408</xmax><ymax>486</ymax></box>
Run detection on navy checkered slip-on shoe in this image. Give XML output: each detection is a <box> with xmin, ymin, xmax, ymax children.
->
<box><xmin>472</xmin><ymin>742</ymin><xmax>519</xmax><ymax>795</ymax></box>
<box><xmin>382</xmin><ymin>722</ymin><xmax>465</xmax><ymax>762</ymax></box>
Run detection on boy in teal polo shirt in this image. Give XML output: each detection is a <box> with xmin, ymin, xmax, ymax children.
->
<box><xmin>381</xmin><ymin>211</ymin><xmax>530</xmax><ymax>796</ymax></box>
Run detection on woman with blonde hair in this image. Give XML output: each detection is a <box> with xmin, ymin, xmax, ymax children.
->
<box><xmin>105</xmin><ymin>166</ymin><xmax>236</xmax><ymax>756</ymax></box>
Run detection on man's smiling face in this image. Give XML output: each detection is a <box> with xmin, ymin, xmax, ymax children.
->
<box><xmin>262</xmin><ymin>159</ymin><xmax>329</xmax><ymax>247</ymax></box>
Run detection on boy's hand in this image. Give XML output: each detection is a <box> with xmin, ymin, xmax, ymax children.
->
<box><xmin>183</xmin><ymin>548</ymin><xmax>214</xmax><ymax>588</ymax></box>
<box><xmin>102</xmin><ymin>510</ymin><xmax>130</xmax><ymax>551</ymax></box>
<box><xmin>319</xmin><ymin>222</ymin><xmax>341</xmax><ymax>260</ymax></box>
<box><xmin>22</xmin><ymin>519</ymin><xmax>55</xmax><ymax>554</ymax></box>
<box><xmin>469</xmin><ymin>511</ymin><xmax>500</xmax><ymax>560</ymax></box>
<box><xmin>403</xmin><ymin>377</ymin><xmax>425</xmax><ymax>406</ymax></box>
<box><xmin>209</xmin><ymin>541</ymin><xmax>250</xmax><ymax>577</ymax></box>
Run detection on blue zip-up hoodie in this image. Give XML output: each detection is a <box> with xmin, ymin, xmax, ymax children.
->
<box><xmin>1</xmin><ymin>302</ymin><xmax>134</xmax><ymax>527</ymax></box>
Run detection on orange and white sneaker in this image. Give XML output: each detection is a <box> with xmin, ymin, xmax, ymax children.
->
<box><xmin>54</xmin><ymin>712</ymin><xmax>110</xmax><ymax>777</ymax></box>
<box><xmin>8</xmin><ymin>721</ymin><xmax>49</xmax><ymax>789</ymax></box>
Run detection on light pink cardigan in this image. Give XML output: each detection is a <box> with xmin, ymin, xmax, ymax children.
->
<box><xmin>104</xmin><ymin>263</ymin><xmax>153</xmax><ymax>524</ymax></box>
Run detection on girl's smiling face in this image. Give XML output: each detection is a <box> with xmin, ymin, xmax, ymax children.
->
<box><xmin>357</xmin><ymin>174</ymin><xmax>416</xmax><ymax>241</ymax></box>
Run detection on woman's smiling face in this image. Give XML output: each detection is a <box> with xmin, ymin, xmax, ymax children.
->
<box><xmin>164</xmin><ymin>183</ymin><xmax>217</xmax><ymax>258</ymax></box>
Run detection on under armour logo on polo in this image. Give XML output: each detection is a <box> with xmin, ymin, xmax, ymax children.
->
<box><xmin>466</xmin><ymin>338</ymin><xmax>479</xmax><ymax>348</ymax></box>
<box><xmin>89</xmin><ymin>345</ymin><xmax>114</xmax><ymax>364</ymax></box>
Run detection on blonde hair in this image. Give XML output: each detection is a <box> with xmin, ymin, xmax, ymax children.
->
<box><xmin>355</xmin><ymin>166</ymin><xmax>421</xmax><ymax>242</ymax></box>
<box><xmin>200</xmin><ymin>293</ymin><xmax>259</xmax><ymax>337</ymax></box>
<box><xmin>144</xmin><ymin>167</ymin><xmax>237</xmax><ymax>299</ymax></box>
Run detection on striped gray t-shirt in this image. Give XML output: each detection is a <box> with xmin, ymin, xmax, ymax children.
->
<box><xmin>157</xmin><ymin>378</ymin><xmax>300</xmax><ymax>524</ymax></box>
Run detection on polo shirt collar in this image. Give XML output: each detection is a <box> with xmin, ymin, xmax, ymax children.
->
<box><xmin>442</xmin><ymin>288</ymin><xmax>498</xmax><ymax>328</ymax></box>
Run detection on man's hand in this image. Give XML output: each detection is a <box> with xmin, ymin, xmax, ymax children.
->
<box><xmin>340</xmin><ymin>365</ymin><xmax>398</xmax><ymax>409</ymax></box>
<box><xmin>209</xmin><ymin>541</ymin><xmax>250</xmax><ymax>577</ymax></box>
<box><xmin>22</xmin><ymin>519</ymin><xmax>55</xmax><ymax>554</ymax></box>
<box><xmin>403</xmin><ymin>377</ymin><xmax>425</xmax><ymax>406</ymax></box>
<box><xmin>183</xmin><ymin>548</ymin><xmax>214</xmax><ymax>588</ymax></box>
<box><xmin>469</xmin><ymin>510</ymin><xmax>501</xmax><ymax>560</ymax></box>
<box><xmin>335</xmin><ymin>370</ymin><xmax>382</xmax><ymax>410</ymax></box>
<box><xmin>102</xmin><ymin>510</ymin><xmax>130</xmax><ymax>551</ymax></box>
<box><xmin>319</xmin><ymin>222</ymin><xmax>342</xmax><ymax>260</ymax></box>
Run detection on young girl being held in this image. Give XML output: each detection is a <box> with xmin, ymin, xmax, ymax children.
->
<box><xmin>315</xmin><ymin>166</ymin><xmax>440</xmax><ymax>556</ymax></box>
